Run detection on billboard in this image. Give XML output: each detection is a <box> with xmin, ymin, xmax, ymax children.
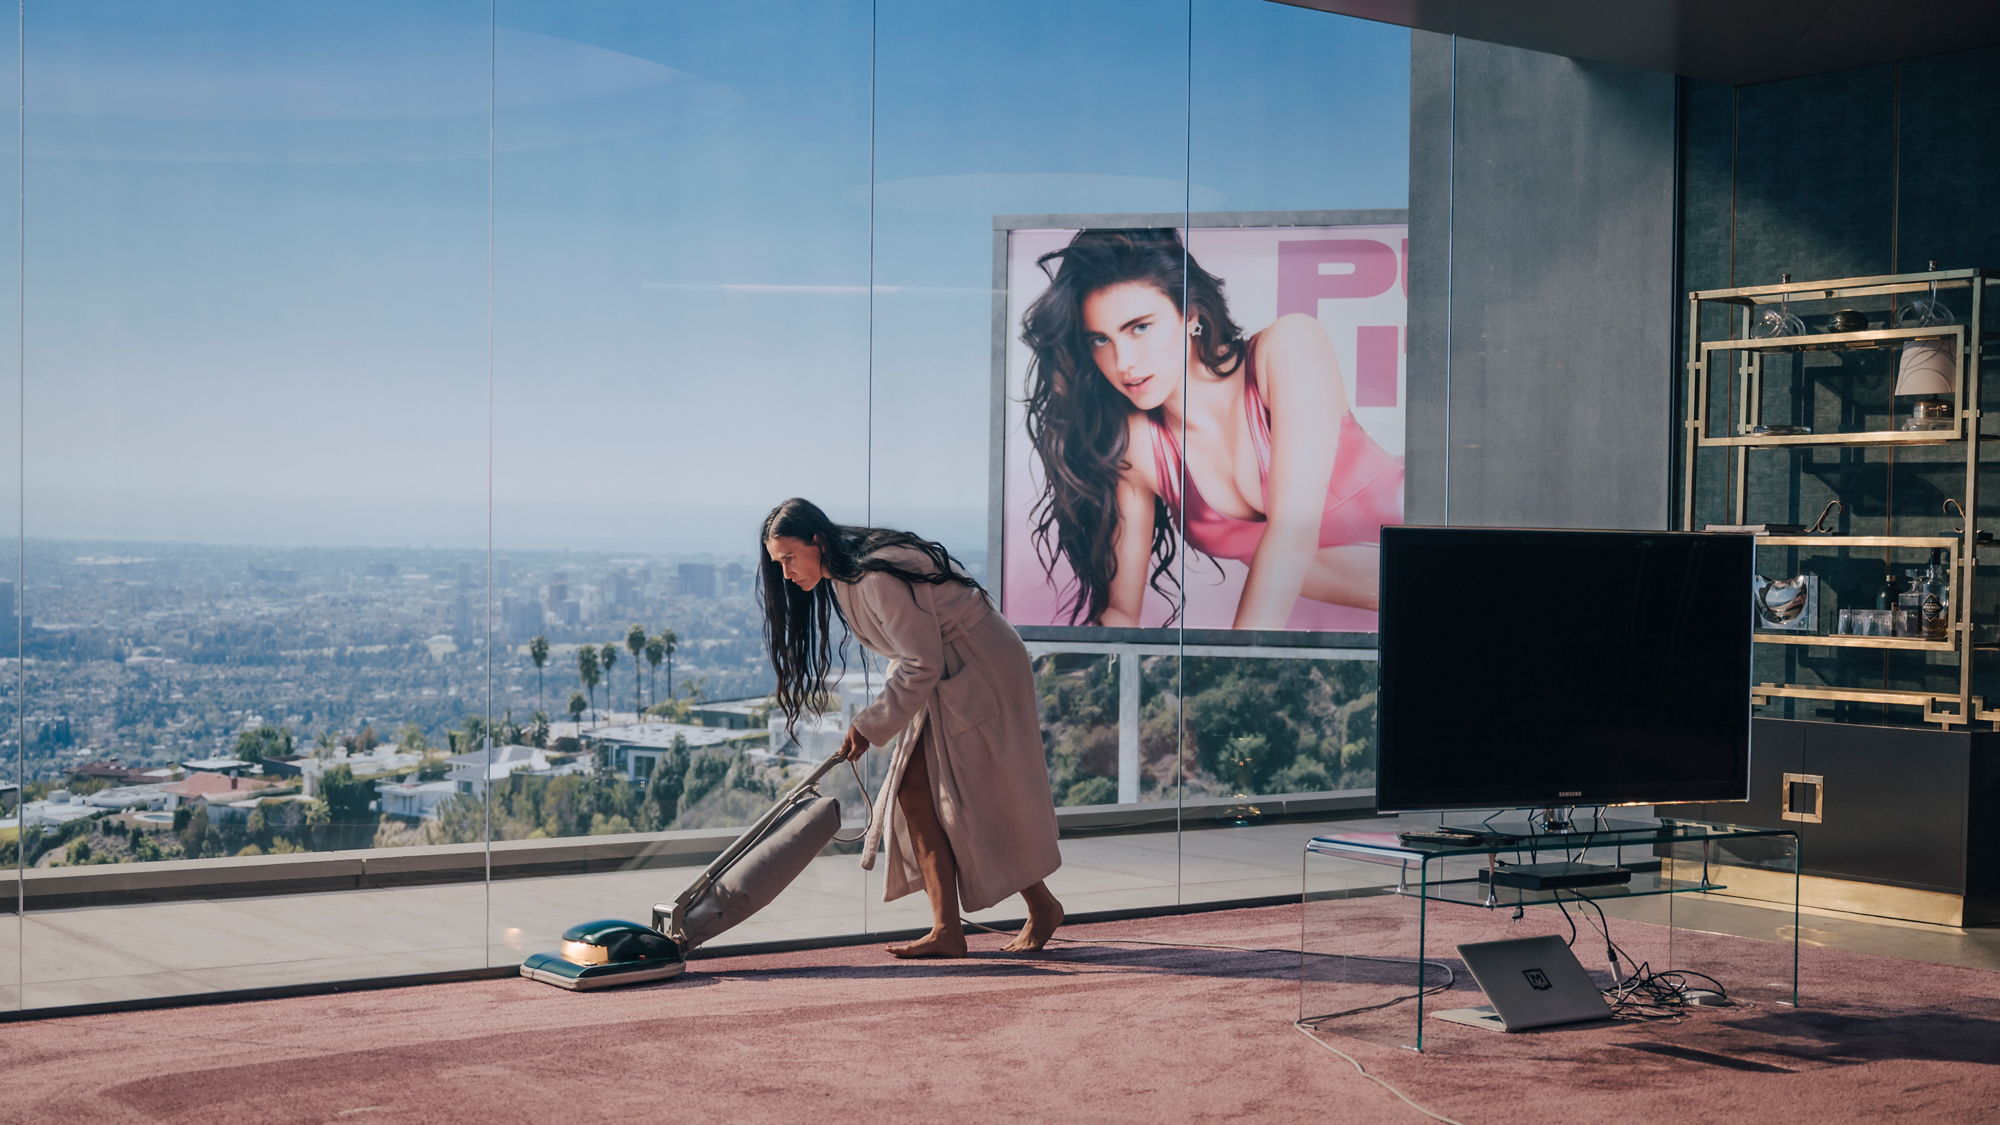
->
<box><xmin>996</xmin><ymin>214</ymin><xmax>1407</xmax><ymax>633</ymax></box>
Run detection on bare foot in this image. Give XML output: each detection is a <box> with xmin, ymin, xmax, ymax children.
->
<box><xmin>887</xmin><ymin>926</ymin><xmax>967</xmax><ymax>959</ymax></box>
<box><xmin>1003</xmin><ymin>892</ymin><xmax>1064</xmax><ymax>952</ymax></box>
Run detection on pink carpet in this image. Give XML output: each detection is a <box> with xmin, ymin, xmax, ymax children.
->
<box><xmin>4</xmin><ymin>903</ymin><xmax>1999</xmax><ymax>1124</ymax></box>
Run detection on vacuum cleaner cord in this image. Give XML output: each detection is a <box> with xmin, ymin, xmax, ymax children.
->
<box><xmin>829</xmin><ymin>756</ymin><xmax>875</xmax><ymax>845</ymax></box>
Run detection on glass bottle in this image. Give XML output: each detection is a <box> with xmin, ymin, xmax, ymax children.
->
<box><xmin>1922</xmin><ymin>549</ymin><xmax>1950</xmax><ymax>643</ymax></box>
<box><xmin>1899</xmin><ymin>572</ymin><xmax>1925</xmax><ymax>638</ymax></box>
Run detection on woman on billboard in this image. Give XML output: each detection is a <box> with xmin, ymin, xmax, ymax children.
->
<box><xmin>1023</xmin><ymin>227</ymin><xmax>1404</xmax><ymax>630</ymax></box>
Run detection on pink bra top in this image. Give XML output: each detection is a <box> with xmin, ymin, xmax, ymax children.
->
<box><xmin>1148</xmin><ymin>336</ymin><xmax>1404</xmax><ymax>563</ymax></box>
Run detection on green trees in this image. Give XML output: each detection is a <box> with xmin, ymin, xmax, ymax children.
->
<box><xmin>232</xmin><ymin>724</ymin><xmax>293</xmax><ymax>762</ymax></box>
<box><xmin>1030</xmin><ymin>653</ymin><xmax>1376</xmax><ymax>807</ymax></box>
<box><xmin>577</xmin><ymin>645</ymin><xmax>600</xmax><ymax>726</ymax></box>
<box><xmin>529</xmin><ymin>634</ymin><xmax>550</xmax><ymax>717</ymax></box>
<box><xmin>448</xmin><ymin>714</ymin><xmax>488</xmax><ymax>757</ymax></box>
<box><xmin>567</xmin><ymin>690</ymin><xmax>587</xmax><ymax>728</ymax></box>
<box><xmin>658</xmin><ymin>628</ymin><xmax>678</xmax><ymax>700</ymax></box>
<box><xmin>644</xmin><ymin>633</ymin><xmax>665</xmax><ymax>707</ymax></box>
<box><xmin>599</xmin><ymin>643</ymin><xmax>620</xmax><ymax>722</ymax></box>
<box><xmin>626</xmin><ymin>623</ymin><xmax>647</xmax><ymax>714</ymax></box>
<box><xmin>318</xmin><ymin>763</ymin><xmax>377</xmax><ymax>848</ymax></box>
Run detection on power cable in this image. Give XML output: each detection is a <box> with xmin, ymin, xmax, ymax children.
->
<box><xmin>1291</xmin><ymin>1022</ymin><xmax>1468</xmax><ymax>1125</ymax></box>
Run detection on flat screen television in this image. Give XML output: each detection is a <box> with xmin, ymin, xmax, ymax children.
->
<box><xmin>1376</xmin><ymin>526</ymin><xmax>1753</xmax><ymax>813</ymax></box>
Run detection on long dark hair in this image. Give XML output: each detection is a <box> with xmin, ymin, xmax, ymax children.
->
<box><xmin>758</xmin><ymin>497</ymin><xmax>984</xmax><ymax>737</ymax></box>
<box><xmin>1021</xmin><ymin>228</ymin><xmax>1245</xmax><ymax>625</ymax></box>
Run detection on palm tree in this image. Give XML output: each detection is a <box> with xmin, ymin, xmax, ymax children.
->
<box><xmin>658</xmin><ymin>628</ymin><xmax>679</xmax><ymax>702</ymax></box>
<box><xmin>644</xmin><ymin>634</ymin><xmax>665</xmax><ymax>713</ymax></box>
<box><xmin>626</xmin><ymin>623</ymin><xmax>647</xmax><ymax>715</ymax></box>
<box><xmin>529</xmin><ymin>635</ymin><xmax>550</xmax><ymax>718</ymax></box>
<box><xmin>577</xmin><ymin>644</ymin><xmax>600</xmax><ymax>727</ymax></box>
<box><xmin>567</xmin><ymin>691</ymin><xmax>587</xmax><ymax>732</ymax></box>
<box><xmin>599</xmin><ymin>642</ymin><xmax>620</xmax><ymax>724</ymax></box>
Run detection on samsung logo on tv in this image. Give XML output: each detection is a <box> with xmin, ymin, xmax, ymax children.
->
<box><xmin>1559</xmin><ymin>791</ymin><xmax>1582</xmax><ymax>797</ymax></box>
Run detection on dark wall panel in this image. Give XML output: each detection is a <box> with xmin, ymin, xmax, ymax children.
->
<box><xmin>1676</xmin><ymin>48</ymin><xmax>2000</xmax><ymax>718</ymax></box>
<box><xmin>1897</xmin><ymin>45</ymin><xmax>2000</xmax><ymax>273</ymax></box>
<box><xmin>1405</xmin><ymin>33</ymin><xmax>1677</xmax><ymax>531</ymax></box>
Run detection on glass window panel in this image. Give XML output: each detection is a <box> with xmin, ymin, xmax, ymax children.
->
<box><xmin>19</xmin><ymin>0</ymin><xmax>490</xmax><ymax>1010</ymax></box>
<box><xmin>871</xmin><ymin>0</ymin><xmax>1191</xmax><ymax>926</ymax></box>
<box><xmin>486</xmin><ymin>0</ymin><xmax>874</xmax><ymax>965</ymax></box>
<box><xmin>0</xmin><ymin>2</ymin><xmax>17</xmax><ymax>1016</ymax></box>
<box><xmin>1180</xmin><ymin>0</ymin><xmax>1408</xmax><ymax>903</ymax></box>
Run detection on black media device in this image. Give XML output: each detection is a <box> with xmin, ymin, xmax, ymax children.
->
<box><xmin>1478</xmin><ymin>863</ymin><xmax>1635</xmax><ymax>891</ymax></box>
<box><xmin>1376</xmin><ymin>526</ymin><xmax>1753</xmax><ymax>814</ymax></box>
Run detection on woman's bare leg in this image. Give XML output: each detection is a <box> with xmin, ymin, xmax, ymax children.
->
<box><xmin>885</xmin><ymin>737</ymin><xmax>967</xmax><ymax>959</ymax></box>
<box><xmin>1002</xmin><ymin>880</ymin><xmax>1065</xmax><ymax>952</ymax></box>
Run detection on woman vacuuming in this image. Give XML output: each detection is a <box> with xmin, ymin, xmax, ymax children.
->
<box><xmin>759</xmin><ymin>498</ymin><xmax>1064</xmax><ymax>958</ymax></box>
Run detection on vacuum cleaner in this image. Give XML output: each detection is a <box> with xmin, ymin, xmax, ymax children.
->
<box><xmin>521</xmin><ymin>751</ymin><xmax>852</xmax><ymax>990</ymax></box>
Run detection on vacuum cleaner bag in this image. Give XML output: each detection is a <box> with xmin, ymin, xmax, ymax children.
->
<box><xmin>677</xmin><ymin>794</ymin><xmax>842</xmax><ymax>952</ymax></box>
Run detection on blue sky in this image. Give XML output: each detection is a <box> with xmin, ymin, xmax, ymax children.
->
<box><xmin>6</xmin><ymin>0</ymin><xmax>1407</xmax><ymax>555</ymax></box>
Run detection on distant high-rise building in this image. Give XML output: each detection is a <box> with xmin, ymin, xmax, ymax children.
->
<box><xmin>546</xmin><ymin>579</ymin><xmax>568</xmax><ymax>608</ymax></box>
<box><xmin>457</xmin><ymin>561</ymin><xmax>474</xmax><ymax>588</ymax></box>
<box><xmin>610</xmin><ymin>570</ymin><xmax>635</xmax><ymax>606</ymax></box>
<box><xmin>501</xmin><ymin>596</ymin><xmax>544</xmax><ymax>638</ymax></box>
<box><xmin>724</xmin><ymin>563</ymin><xmax>747</xmax><ymax>597</ymax></box>
<box><xmin>678</xmin><ymin>563</ymin><xmax>716</xmax><ymax>600</ymax></box>
<box><xmin>0</xmin><ymin>580</ymin><xmax>17</xmax><ymax>656</ymax></box>
<box><xmin>558</xmin><ymin>599</ymin><xmax>582</xmax><ymax>626</ymax></box>
<box><xmin>454</xmin><ymin>593</ymin><xmax>473</xmax><ymax>636</ymax></box>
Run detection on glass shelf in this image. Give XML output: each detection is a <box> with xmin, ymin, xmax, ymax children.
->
<box><xmin>1723</xmin><ymin>325</ymin><xmax>1961</xmax><ymax>354</ymax></box>
<box><xmin>1700</xmin><ymin>427</ymin><xmax>1966</xmax><ymax>448</ymax></box>
<box><xmin>1756</xmin><ymin>633</ymin><xmax>1954</xmax><ymax>651</ymax></box>
<box><xmin>1393</xmin><ymin>867</ymin><xmax>1725</xmax><ymax>910</ymax></box>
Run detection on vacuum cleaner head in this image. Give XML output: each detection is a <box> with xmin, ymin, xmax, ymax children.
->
<box><xmin>520</xmin><ymin>919</ymin><xmax>685</xmax><ymax>991</ymax></box>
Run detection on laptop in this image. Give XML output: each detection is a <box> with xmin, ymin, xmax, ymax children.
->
<box><xmin>1431</xmin><ymin>934</ymin><xmax>1613</xmax><ymax>1032</ymax></box>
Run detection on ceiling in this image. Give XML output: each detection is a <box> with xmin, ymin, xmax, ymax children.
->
<box><xmin>1275</xmin><ymin>1</ymin><xmax>2000</xmax><ymax>86</ymax></box>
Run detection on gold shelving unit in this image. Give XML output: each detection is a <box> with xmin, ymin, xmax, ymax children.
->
<box><xmin>1682</xmin><ymin>268</ymin><xmax>1998</xmax><ymax>727</ymax></box>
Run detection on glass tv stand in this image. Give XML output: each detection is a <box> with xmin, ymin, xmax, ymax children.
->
<box><xmin>1301</xmin><ymin>819</ymin><xmax>1800</xmax><ymax>1052</ymax></box>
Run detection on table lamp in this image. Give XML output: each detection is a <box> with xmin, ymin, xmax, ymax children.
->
<box><xmin>1898</xmin><ymin>264</ymin><xmax>1957</xmax><ymax>431</ymax></box>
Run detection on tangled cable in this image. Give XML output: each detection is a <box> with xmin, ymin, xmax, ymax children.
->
<box><xmin>1554</xmin><ymin>889</ymin><xmax>1732</xmax><ymax>1023</ymax></box>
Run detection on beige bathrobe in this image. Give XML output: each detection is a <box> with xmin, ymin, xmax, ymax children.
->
<box><xmin>834</xmin><ymin>548</ymin><xmax>1062</xmax><ymax>913</ymax></box>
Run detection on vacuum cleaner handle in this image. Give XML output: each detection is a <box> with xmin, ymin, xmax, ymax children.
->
<box><xmin>664</xmin><ymin>751</ymin><xmax>850</xmax><ymax>939</ymax></box>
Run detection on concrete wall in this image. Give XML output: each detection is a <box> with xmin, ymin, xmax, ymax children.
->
<box><xmin>1405</xmin><ymin>31</ymin><xmax>1678</xmax><ymax>530</ymax></box>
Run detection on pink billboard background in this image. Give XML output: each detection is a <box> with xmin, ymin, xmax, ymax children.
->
<box><xmin>1000</xmin><ymin>222</ymin><xmax>1408</xmax><ymax>632</ymax></box>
